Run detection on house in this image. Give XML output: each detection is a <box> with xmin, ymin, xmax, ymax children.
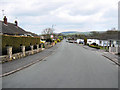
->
<box><xmin>87</xmin><ymin>39</ymin><xmax>100</xmax><ymax>45</ymax></box>
<box><xmin>0</xmin><ymin>16</ymin><xmax>38</xmax><ymax>36</ymax></box>
<box><xmin>98</xmin><ymin>40</ymin><xmax>109</xmax><ymax>47</ymax></box>
<box><xmin>107</xmin><ymin>39</ymin><xmax>120</xmax><ymax>47</ymax></box>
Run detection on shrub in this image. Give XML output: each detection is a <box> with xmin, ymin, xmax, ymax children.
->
<box><xmin>46</xmin><ymin>38</ymin><xmax>52</xmax><ymax>42</ymax></box>
<box><xmin>55</xmin><ymin>40</ymin><xmax>57</xmax><ymax>44</ymax></box>
<box><xmin>58</xmin><ymin>36</ymin><xmax>63</xmax><ymax>40</ymax></box>
<box><xmin>42</xmin><ymin>43</ymin><xmax>45</xmax><ymax>48</ymax></box>
<box><xmin>57</xmin><ymin>39</ymin><xmax>60</xmax><ymax>42</ymax></box>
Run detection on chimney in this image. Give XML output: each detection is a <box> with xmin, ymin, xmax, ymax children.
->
<box><xmin>3</xmin><ymin>16</ymin><xmax>7</xmax><ymax>24</ymax></box>
<box><xmin>15</xmin><ymin>20</ymin><xmax>18</xmax><ymax>26</ymax></box>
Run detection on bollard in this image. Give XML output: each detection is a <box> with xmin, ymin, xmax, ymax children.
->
<box><xmin>41</xmin><ymin>44</ymin><xmax>45</xmax><ymax>50</ymax></box>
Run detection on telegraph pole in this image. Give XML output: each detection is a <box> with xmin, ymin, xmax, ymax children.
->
<box><xmin>52</xmin><ymin>24</ymin><xmax>56</xmax><ymax>31</ymax></box>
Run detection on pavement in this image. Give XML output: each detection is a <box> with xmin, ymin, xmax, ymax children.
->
<box><xmin>2</xmin><ymin>40</ymin><xmax>118</xmax><ymax>88</ymax></box>
<box><xmin>1</xmin><ymin>43</ymin><xmax>60</xmax><ymax>77</ymax></box>
<box><xmin>82</xmin><ymin>45</ymin><xmax>120</xmax><ymax>66</ymax></box>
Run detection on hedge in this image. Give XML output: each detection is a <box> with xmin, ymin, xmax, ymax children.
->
<box><xmin>2</xmin><ymin>35</ymin><xmax>40</xmax><ymax>55</ymax></box>
<box><xmin>58</xmin><ymin>36</ymin><xmax>63</xmax><ymax>40</ymax></box>
<box><xmin>57</xmin><ymin>39</ymin><xmax>60</xmax><ymax>42</ymax></box>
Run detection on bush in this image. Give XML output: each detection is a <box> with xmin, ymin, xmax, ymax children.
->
<box><xmin>46</xmin><ymin>38</ymin><xmax>52</xmax><ymax>42</ymax></box>
<box><xmin>42</xmin><ymin>43</ymin><xmax>45</xmax><ymax>48</ymax></box>
<box><xmin>2</xmin><ymin>35</ymin><xmax>40</xmax><ymax>55</ymax></box>
<box><xmin>58</xmin><ymin>36</ymin><xmax>63</xmax><ymax>40</ymax></box>
<box><xmin>55</xmin><ymin>40</ymin><xmax>57</xmax><ymax>44</ymax></box>
<box><xmin>57</xmin><ymin>39</ymin><xmax>60</xmax><ymax>42</ymax></box>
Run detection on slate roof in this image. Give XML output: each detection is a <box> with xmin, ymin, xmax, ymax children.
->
<box><xmin>0</xmin><ymin>21</ymin><xmax>38</xmax><ymax>36</ymax></box>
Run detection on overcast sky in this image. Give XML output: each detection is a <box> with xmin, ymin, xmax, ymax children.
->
<box><xmin>0</xmin><ymin>0</ymin><xmax>119</xmax><ymax>34</ymax></box>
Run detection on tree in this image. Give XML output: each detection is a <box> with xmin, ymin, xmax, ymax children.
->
<box><xmin>42</xmin><ymin>28</ymin><xmax>54</xmax><ymax>39</ymax></box>
<box><xmin>84</xmin><ymin>38</ymin><xmax>87</xmax><ymax>45</ymax></box>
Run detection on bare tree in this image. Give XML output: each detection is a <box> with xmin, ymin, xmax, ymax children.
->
<box><xmin>42</xmin><ymin>28</ymin><xmax>54</xmax><ymax>39</ymax></box>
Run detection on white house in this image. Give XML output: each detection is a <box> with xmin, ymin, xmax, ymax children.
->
<box><xmin>87</xmin><ymin>39</ymin><xmax>100</xmax><ymax>45</ymax></box>
<box><xmin>87</xmin><ymin>39</ymin><xmax>110</xmax><ymax>47</ymax></box>
<box><xmin>99</xmin><ymin>40</ymin><xmax>109</xmax><ymax>47</ymax></box>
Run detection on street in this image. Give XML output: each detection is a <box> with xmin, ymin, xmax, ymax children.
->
<box><xmin>3</xmin><ymin>40</ymin><xmax>118</xmax><ymax>88</ymax></box>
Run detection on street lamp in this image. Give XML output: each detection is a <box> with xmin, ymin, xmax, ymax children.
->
<box><xmin>51</xmin><ymin>24</ymin><xmax>56</xmax><ymax>36</ymax></box>
<box><xmin>51</xmin><ymin>24</ymin><xmax>56</xmax><ymax>42</ymax></box>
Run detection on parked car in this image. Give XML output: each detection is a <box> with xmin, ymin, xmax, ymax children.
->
<box><xmin>66</xmin><ymin>40</ymin><xmax>69</xmax><ymax>42</ymax></box>
<box><xmin>69</xmin><ymin>40</ymin><xmax>74</xmax><ymax>43</ymax></box>
<box><xmin>79</xmin><ymin>41</ymin><xmax>84</xmax><ymax>44</ymax></box>
<box><xmin>77</xmin><ymin>39</ymin><xmax>84</xmax><ymax>44</ymax></box>
<box><xmin>74</xmin><ymin>40</ymin><xmax>77</xmax><ymax>43</ymax></box>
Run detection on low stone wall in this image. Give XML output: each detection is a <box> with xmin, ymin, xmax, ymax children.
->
<box><xmin>0</xmin><ymin>48</ymin><xmax>43</xmax><ymax>63</ymax></box>
<box><xmin>45</xmin><ymin>42</ymin><xmax>55</xmax><ymax>49</ymax></box>
<box><xmin>0</xmin><ymin>42</ymin><xmax>56</xmax><ymax>63</ymax></box>
<box><xmin>109</xmin><ymin>47</ymin><xmax>120</xmax><ymax>54</ymax></box>
<box><xmin>52</xmin><ymin>42</ymin><xmax>55</xmax><ymax>46</ymax></box>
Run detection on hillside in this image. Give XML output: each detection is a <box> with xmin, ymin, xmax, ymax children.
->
<box><xmin>61</xmin><ymin>31</ymin><xmax>91</xmax><ymax>35</ymax></box>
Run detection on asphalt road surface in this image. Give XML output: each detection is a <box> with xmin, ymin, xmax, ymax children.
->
<box><xmin>2</xmin><ymin>40</ymin><xmax>118</xmax><ymax>88</ymax></box>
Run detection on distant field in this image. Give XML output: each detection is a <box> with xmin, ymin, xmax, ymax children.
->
<box><xmin>61</xmin><ymin>31</ymin><xmax>105</xmax><ymax>35</ymax></box>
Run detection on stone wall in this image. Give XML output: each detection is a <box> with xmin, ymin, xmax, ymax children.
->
<box><xmin>109</xmin><ymin>47</ymin><xmax>120</xmax><ymax>54</ymax></box>
<box><xmin>0</xmin><ymin>42</ymin><xmax>55</xmax><ymax>63</ymax></box>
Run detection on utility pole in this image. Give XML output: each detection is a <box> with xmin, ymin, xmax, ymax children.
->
<box><xmin>52</xmin><ymin>24</ymin><xmax>56</xmax><ymax>32</ymax></box>
<box><xmin>51</xmin><ymin>24</ymin><xmax>56</xmax><ymax>41</ymax></box>
<box><xmin>52</xmin><ymin>24</ymin><xmax>56</xmax><ymax>29</ymax></box>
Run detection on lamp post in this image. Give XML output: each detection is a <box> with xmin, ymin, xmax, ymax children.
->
<box><xmin>51</xmin><ymin>24</ymin><xmax>56</xmax><ymax>43</ymax></box>
<box><xmin>51</xmin><ymin>24</ymin><xmax>56</xmax><ymax>37</ymax></box>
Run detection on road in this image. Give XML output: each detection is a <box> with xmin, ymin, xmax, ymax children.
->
<box><xmin>3</xmin><ymin>40</ymin><xmax>118</xmax><ymax>88</ymax></box>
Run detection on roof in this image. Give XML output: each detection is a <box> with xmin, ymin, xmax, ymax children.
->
<box><xmin>0</xmin><ymin>21</ymin><xmax>38</xmax><ymax>36</ymax></box>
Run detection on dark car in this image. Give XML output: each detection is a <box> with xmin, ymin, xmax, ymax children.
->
<box><xmin>69</xmin><ymin>40</ymin><xmax>74</xmax><ymax>43</ymax></box>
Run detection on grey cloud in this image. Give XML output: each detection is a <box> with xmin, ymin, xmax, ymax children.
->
<box><xmin>103</xmin><ymin>9</ymin><xmax>117</xmax><ymax>19</ymax></box>
<box><xmin>69</xmin><ymin>8</ymin><xmax>99</xmax><ymax>16</ymax></box>
<box><xmin>12</xmin><ymin>2</ymin><xmax>67</xmax><ymax>16</ymax></box>
<box><xmin>0</xmin><ymin>0</ymin><xmax>118</xmax><ymax>33</ymax></box>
